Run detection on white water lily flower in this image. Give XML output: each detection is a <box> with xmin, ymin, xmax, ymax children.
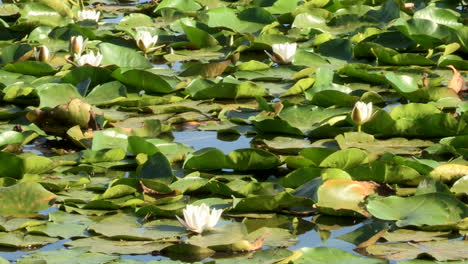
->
<box><xmin>70</xmin><ymin>35</ymin><xmax>87</xmax><ymax>56</ymax></box>
<box><xmin>351</xmin><ymin>101</ymin><xmax>373</xmax><ymax>132</ymax></box>
<box><xmin>77</xmin><ymin>9</ymin><xmax>100</xmax><ymax>22</ymax></box>
<box><xmin>135</xmin><ymin>31</ymin><xmax>159</xmax><ymax>53</ymax></box>
<box><xmin>76</xmin><ymin>51</ymin><xmax>103</xmax><ymax>67</ymax></box>
<box><xmin>266</xmin><ymin>43</ymin><xmax>297</xmax><ymax>64</ymax></box>
<box><xmin>176</xmin><ymin>203</ymin><xmax>222</xmax><ymax>234</ymax></box>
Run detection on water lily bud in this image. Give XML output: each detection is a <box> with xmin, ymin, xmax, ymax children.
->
<box><xmin>70</xmin><ymin>35</ymin><xmax>86</xmax><ymax>56</ymax></box>
<box><xmin>53</xmin><ymin>98</ymin><xmax>92</xmax><ymax>129</ymax></box>
<box><xmin>36</xmin><ymin>46</ymin><xmax>50</xmax><ymax>62</ymax></box>
<box><xmin>135</xmin><ymin>31</ymin><xmax>159</xmax><ymax>53</ymax></box>
<box><xmin>77</xmin><ymin>9</ymin><xmax>100</xmax><ymax>22</ymax></box>
<box><xmin>176</xmin><ymin>203</ymin><xmax>222</xmax><ymax>234</ymax></box>
<box><xmin>351</xmin><ymin>101</ymin><xmax>373</xmax><ymax>126</ymax></box>
<box><xmin>266</xmin><ymin>43</ymin><xmax>297</xmax><ymax>64</ymax></box>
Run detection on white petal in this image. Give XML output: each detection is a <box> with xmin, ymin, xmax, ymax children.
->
<box><xmin>206</xmin><ymin>208</ymin><xmax>222</xmax><ymax>228</ymax></box>
<box><xmin>176</xmin><ymin>215</ymin><xmax>189</xmax><ymax>229</ymax></box>
<box><xmin>365</xmin><ymin>102</ymin><xmax>373</xmax><ymax>121</ymax></box>
<box><xmin>271</xmin><ymin>43</ymin><xmax>296</xmax><ymax>64</ymax></box>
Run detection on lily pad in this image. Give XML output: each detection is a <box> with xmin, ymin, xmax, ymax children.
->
<box><xmin>0</xmin><ymin>182</ymin><xmax>56</xmax><ymax>217</ymax></box>
<box><xmin>365</xmin><ymin>240</ymin><xmax>468</xmax><ymax>261</ymax></box>
<box><xmin>366</xmin><ymin>193</ymin><xmax>468</xmax><ymax>227</ymax></box>
<box><xmin>294</xmin><ymin>247</ymin><xmax>387</xmax><ymax>264</ymax></box>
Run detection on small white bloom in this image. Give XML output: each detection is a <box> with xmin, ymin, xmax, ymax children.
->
<box><xmin>135</xmin><ymin>31</ymin><xmax>159</xmax><ymax>53</ymax></box>
<box><xmin>77</xmin><ymin>9</ymin><xmax>100</xmax><ymax>22</ymax></box>
<box><xmin>76</xmin><ymin>51</ymin><xmax>103</xmax><ymax>67</ymax></box>
<box><xmin>70</xmin><ymin>35</ymin><xmax>87</xmax><ymax>56</ymax></box>
<box><xmin>351</xmin><ymin>101</ymin><xmax>373</xmax><ymax>126</ymax></box>
<box><xmin>404</xmin><ymin>2</ymin><xmax>415</xmax><ymax>8</ymax></box>
<box><xmin>176</xmin><ymin>203</ymin><xmax>222</xmax><ymax>234</ymax></box>
<box><xmin>266</xmin><ymin>43</ymin><xmax>297</xmax><ymax>64</ymax></box>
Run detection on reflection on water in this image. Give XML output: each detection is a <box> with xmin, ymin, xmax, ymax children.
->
<box><xmin>39</xmin><ymin>206</ymin><xmax>59</xmax><ymax>216</ymax></box>
<box><xmin>152</xmin><ymin>61</ymin><xmax>183</xmax><ymax>72</ymax></box>
<box><xmin>173</xmin><ymin>131</ymin><xmax>252</xmax><ymax>153</ymax></box>
<box><xmin>0</xmin><ymin>239</ymin><xmax>70</xmax><ymax>262</ymax></box>
<box><xmin>101</xmin><ymin>14</ymin><xmax>124</xmax><ymax>24</ymax></box>
<box><xmin>382</xmin><ymin>102</ymin><xmax>402</xmax><ymax>113</ymax></box>
<box><xmin>291</xmin><ymin>220</ymin><xmax>360</xmax><ymax>251</ymax></box>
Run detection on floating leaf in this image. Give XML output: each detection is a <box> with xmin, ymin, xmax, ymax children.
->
<box><xmin>66</xmin><ymin>237</ymin><xmax>172</xmax><ymax>255</ymax></box>
<box><xmin>365</xmin><ymin>240</ymin><xmax>468</xmax><ymax>261</ymax></box>
<box><xmin>111</xmin><ymin>68</ymin><xmax>174</xmax><ymax>94</ymax></box>
<box><xmin>429</xmin><ymin>163</ymin><xmax>468</xmax><ymax>182</ymax></box>
<box><xmin>99</xmin><ymin>43</ymin><xmax>151</xmax><ymax>69</ymax></box>
<box><xmin>88</xmin><ymin>213</ymin><xmax>185</xmax><ymax>240</ymax></box>
<box><xmin>316</xmin><ymin>179</ymin><xmax>379</xmax><ymax>217</ymax></box>
<box><xmin>0</xmin><ymin>152</ymin><xmax>24</xmax><ymax>179</ymax></box>
<box><xmin>294</xmin><ymin>247</ymin><xmax>387</xmax><ymax>264</ymax></box>
<box><xmin>17</xmin><ymin>247</ymin><xmax>118</xmax><ymax>264</ymax></box>
<box><xmin>0</xmin><ymin>231</ymin><xmax>58</xmax><ymax>248</ymax></box>
<box><xmin>319</xmin><ymin>148</ymin><xmax>368</xmax><ymax>170</ymax></box>
<box><xmin>0</xmin><ymin>182</ymin><xmax>56</xmax><ymax>217</ymax></box>
<box><xmin>366</xmin><ymin>193</ymin><xmax>468</xmax><ymax>227</ymax></box>
<box><xmin>227</xmin><ymin>148</ymin><xmax>281</xmax><ymax>171</ymax></box>
<box><xmin>183</xmin><ymin>147</ymin><xmax>227</xmax><ymax>171</ymax></box>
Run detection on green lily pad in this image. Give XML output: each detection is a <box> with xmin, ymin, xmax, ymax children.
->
<box><xmin>185</xmin><ymin>78</ymin><xmax>269</xmax><ymax>100</ymax></box>
<box><xmin>4</xmin><ymin>61</ymin><xmax>56</xmax><ymax>76</ymax></box>
<box><xmin>366</xmin><ymin>193</ymin><xmax>468</xmax><ymax>227</ymax></box>
<box><xmin>365</xmin><ymin>240</ymin><xmax>468</xmax><ymax>261</ymax></box>
<box><xmin>0</xmin><ymin>152</ymin><xmax>24</xmax><ymax>179</ymax></box>
<box><xmin>0</xmin><ymin>182</ymin><xmax>56</xmax><ymax>217</ymax></box>
<box><xmin>88</xmin><ymin>213</ymin><xmax>185</xmax><ymax>240</ymax></box>
<box><xmin>111</xmin><ymin>68</ymin><xmax>174</xmax><ymax>94</ymax></box>
<box><xmin>17</xmin><ymin>247</ymin><xmax>118</xmax><ymax>264</ymax></box>
<box><xmin>319</xmin><ymin>148</ymin><xmax>368</xmax><ymax>170</ymax></box>
<box><xmin>183</xmin><ymin>147</ymin><xmax>227</xmax><ymax>171</ymax></box>
<box><xmin>335</xmin><ymin>132</ymin><xmax>433</xmax><ymax>155</ymax></box>
<box><xmin>85</xmin><ymin>81</ymin><xmax>127</xmax><ymax>105</ymax></box>
<box><xmin>36</xmin><ymin>83</ymin><xmax>82</xmax><ymax>109</ymax></box>
<box><xmin>27</xmin><ymin>222</ymin><xmax>87</xmax><ymax>239</ymax></box>
<box><xmin>0</xmin><ymin>231</ymin><xmax>58</xmax><ymax>248</ymax></box>
<box><xmin>294</xmin><ymin>247</ymin><xmax>387</xmax><ymax>264</ymax></box>
<box><xmin>227</xmin><ymin>148</ymin><xmax>281</xmax><ymax>171</ymax></box>
<box><xmin>66</xmin><ymin>237</ymin><xmax>172</xmax><ymax>255</ymax></box>
<box><xmin>99</xmin><ymin>43</ymin><xmax>151</xmax><ymax>69</ymax></box>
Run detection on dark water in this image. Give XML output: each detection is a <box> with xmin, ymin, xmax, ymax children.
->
<box><xmin>172</xmin><ymin>131</ymin><xmax>252</xmax><ymax>153</ymax></box>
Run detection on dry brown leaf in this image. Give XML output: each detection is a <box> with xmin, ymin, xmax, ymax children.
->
<box><xmin>356</xmin><ymin>229</ymin><xmax>388</xmax><ymax>248</ymax></box>
<box><xmin>139</xmin><ymin>180</ymin><xmax>159</xmax><ymax>195</ymax></box>
<box><xmin>447</xmin><ymin>65</ymin><xmax>466</xmax><ymax>93</ymax></box>
<box><xmin>422</xmin><ymin>72</ymin><xmax>429</xmax><ymax>87</ymax></box>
